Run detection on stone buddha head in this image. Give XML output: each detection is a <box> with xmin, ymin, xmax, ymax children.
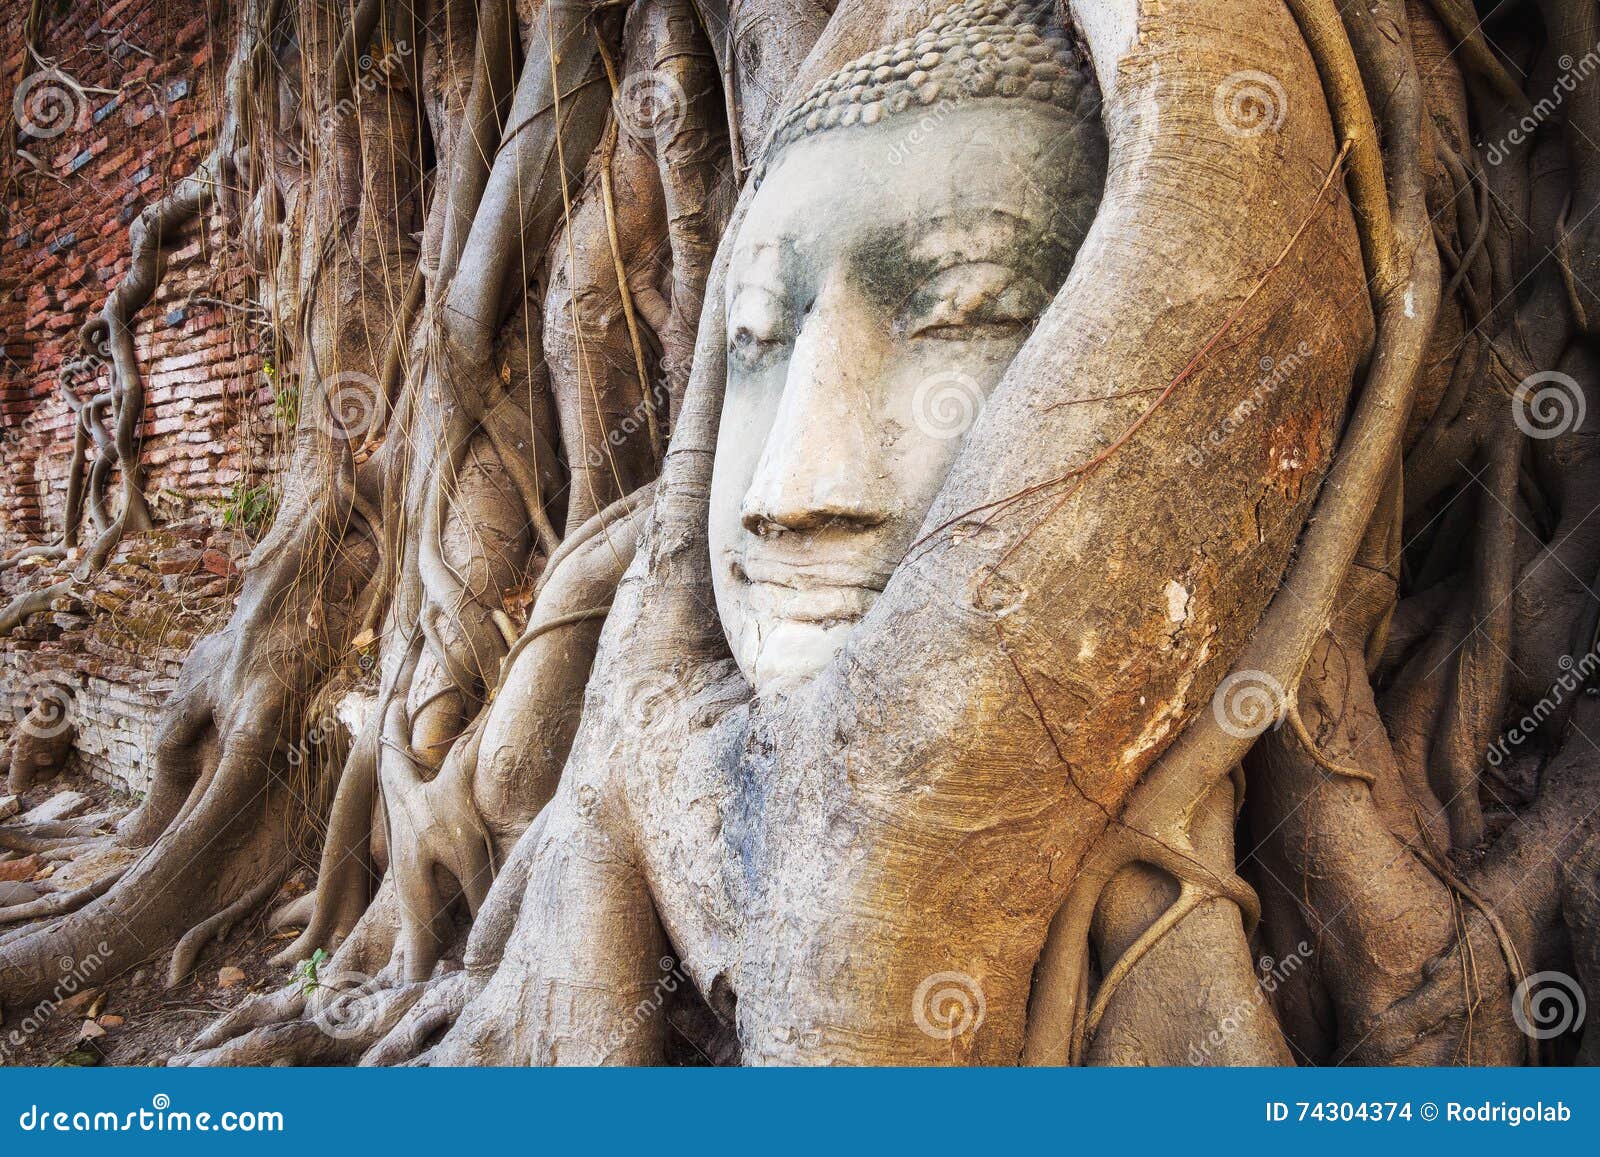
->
<box><xmin>709</xmin><ymin>0</ymin><xmax>1108</xmax><ymax>692</ymax></box>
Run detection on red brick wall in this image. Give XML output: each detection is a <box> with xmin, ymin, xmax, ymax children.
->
<box><xmin>0</xmin><ymin>0</ymin><xmax>274</xmax><ymax>551</ymax></box>
<box><xmin>0</xmin><ymin>2</ymin><xmax>268</xmax><ymax>792</ymax></box>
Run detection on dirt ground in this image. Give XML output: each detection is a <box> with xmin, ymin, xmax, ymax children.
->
<box><xmin>0</xmin><ymin>769</ymin><xmax>311</xmax><ymax>1067</ymax></box>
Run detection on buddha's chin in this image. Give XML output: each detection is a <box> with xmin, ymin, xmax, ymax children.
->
<box><xmin>746</xmin><ymin>617</ymin><xmax>857</xmax><ymax>695</ymax></box>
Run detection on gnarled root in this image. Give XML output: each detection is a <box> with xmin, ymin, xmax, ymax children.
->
<box><xmin>545</xmin><ymin>121</ymin><xmax>669</xmax><ymax>531</ymax></box>
<box><xmin>362</xmin><ymin>970</ymin><xmax>480</xmax><ymax>1066</ymax></box>
<box><xmin>1083</xmin><ymin>776</ymin><xmax>1292</xmax><ymax>1065</ymax></box>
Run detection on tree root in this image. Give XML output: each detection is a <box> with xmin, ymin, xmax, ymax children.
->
<box><xmin>362</xmin><ymin>970</ymin><xmax>478</xmax><ymax>1065</ymax></box>
<box><xmin>168</xmin><ymin>872</ymin><xmax>286</xmax><ymax>988</ymax></box>
<box><xmin>172</xmin><ymin>975</ymin><xmax>434</xmax><ymax>1067</ymax></box>
<box><xmin>0</xmin><ymin>867</ymin><xmax>125</xmax><ymax>928</ymax></box>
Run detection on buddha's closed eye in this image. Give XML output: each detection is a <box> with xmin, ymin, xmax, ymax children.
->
<box><xmin>729</xmin><ymin>260</ymin><xmax>1053</xmax><ymax>368</ymax></box>
<box><xmin>903</xmin><ymin>263</ymin><xmax>1049</xmax><ymax>341</ymax></box>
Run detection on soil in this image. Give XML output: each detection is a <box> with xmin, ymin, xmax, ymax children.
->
<box><xmin>0</xmin><ymin>769</ymin><xmax>312</xmax><ymax>1067</ymax></box>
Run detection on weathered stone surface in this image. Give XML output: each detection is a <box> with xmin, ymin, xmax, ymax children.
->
<box><xmin>0</xmin><ymin>516</ymin><xmax>239</xmax><ymax>794</ymax></box>
<box><xmin>200</xmin><ymin>548</ymin><xmax>236</xmax><ymax>577</ymax></box>
<box><xmin>155</xmin><ymin>545</ymin><xmax>204</xmax><ymax>575</ymax></box>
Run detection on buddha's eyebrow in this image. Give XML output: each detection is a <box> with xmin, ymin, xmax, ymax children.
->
<box><xmin>849</xmin><ymin>211</ymin><xmax>1072</xmax><ymax>308</ymax></box>
<box><xmin>849</xmin><ymin>225</ymin><xmax>943</xmax><ymax>307</ymax></box>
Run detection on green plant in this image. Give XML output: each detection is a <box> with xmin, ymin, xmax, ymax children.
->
<box><xmin>293</xmin><ymin>948</ymin><xmax>330</xmax><ymax>994</ymax></box>
<box><xmin>217</xmin><ymin>480</ymin><xmax>277</xmax><ymax>537</ymax></box>
<box><xmin>272</xmin><ymin>386</ymin><xmax>298</xmax><ymax>427</ymax></box>
<box><xmin>265</xmin><ymin>361</ymin><xmax>300</xmax><ymax>428</ymax></box>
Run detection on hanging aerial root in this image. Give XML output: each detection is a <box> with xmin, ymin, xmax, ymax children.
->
<box><xmin>1285</xmin><ymin>699</ymin><xmax>1377</xmax><ymax>785</ymax></box>
<box><xmin>1024</xmin><ymin>0</ymin><xmax>1437</xmax><ymax>1067</ymax></box>
<box><xmin>1083</xmin><ymin>881</ymin><xmax>1209</xmax><ymax>1040</ymax></box>
<box><xmin>593</xmin><ymin>45</ymin><xmax>662</xmax><ymax>460</ymax></box>
<box><xmin>1024</xmin><ymin>816</ymin><xmax>1260</xmax><ymax>1064</ymax></box>
<box><xmin>1121</xmin><ymin>0</ymin><xmax>1438</xmax><ymax>842</ymax></box>
<box><xmin>1411</xmin><ymin>844</ymin><xmax>1534</xmax><ymax>1064</ymax></box>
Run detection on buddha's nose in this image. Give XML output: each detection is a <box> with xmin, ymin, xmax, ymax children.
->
<box><xmin>741</xmin><ymin>288</ymin><xmax>891</xmax><ymax>537</ymax></box>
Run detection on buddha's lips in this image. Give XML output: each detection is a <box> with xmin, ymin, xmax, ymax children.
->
<box><xmin>731</xmin><ymin>552</ymin><xmax>891</xmax><ymax>625</ymax></box>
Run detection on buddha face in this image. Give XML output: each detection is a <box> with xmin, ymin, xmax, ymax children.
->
<box><xmin>709</xmin><ymin>101</ymin><xmax>1103</xmax><ymax>692</ymax></box>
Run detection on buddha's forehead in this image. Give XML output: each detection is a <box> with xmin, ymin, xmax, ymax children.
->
<box><xmin>734</xmin><ymin>102</ymin><xmax>1079</xmax><ymax>277</ymax></box>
